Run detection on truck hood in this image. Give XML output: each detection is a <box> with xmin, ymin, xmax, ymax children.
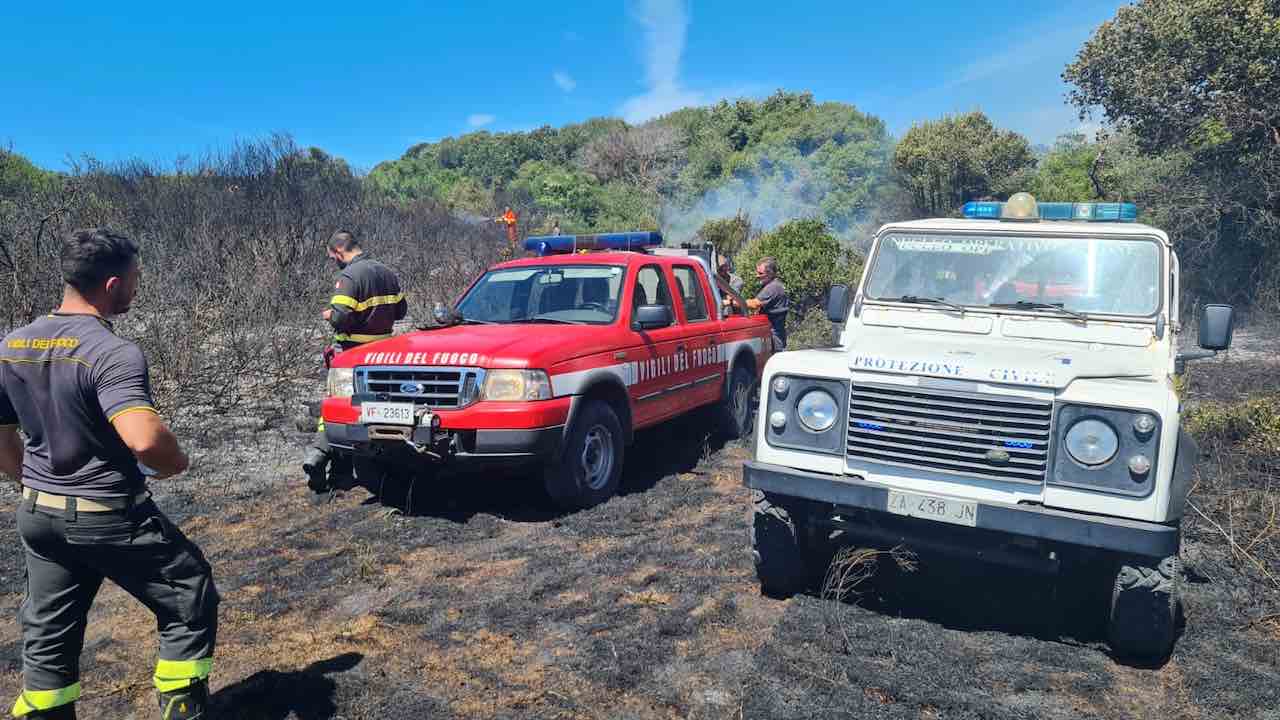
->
<box><xmin>846</xmin><ymin>325</ymin><xmax>1160</xmax><ymax>390</ymax></box>
<box><xmin>335</xmin><ymin>324</ymin><xmax>618</xmax><ymax>370</ymax></box>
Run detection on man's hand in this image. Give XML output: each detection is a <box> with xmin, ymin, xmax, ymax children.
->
<box><xmin>0</xmin><ymin>426</ymin><xmax>23</xmax><ymax>481</ymax></box>
<box><xmin>746</xmin><ymin>297</ymin><xmax>763</xmax><ymax>311</ymax></box>
<box><xmin>322</xmin><ymin>309</ymin><xmax>333</xmax><ymax>321</ymax></box>
<box><xmin>112</xmin><ymin>410</ymin><xmax>189</xmax><ymax>479</ymax></box>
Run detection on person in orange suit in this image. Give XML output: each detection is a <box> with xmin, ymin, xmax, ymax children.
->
<box><xmin>495</xmin><ymin>207</ymin><xmax>518</xmax><ymax>249</ymax></box>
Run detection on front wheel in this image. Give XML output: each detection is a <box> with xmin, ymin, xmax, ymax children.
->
<box><xmin>1107</xmin><ymin>554</ymin><xmax>1181</xmax><ymax>661</ymax></box>
<box><xmin>544</xmin><ymin>400</ymin><xmax>625</xmax><ymax>511</ymax></box>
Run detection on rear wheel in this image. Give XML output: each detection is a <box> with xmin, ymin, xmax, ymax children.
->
<box><xmin>718</xmin><ymin>363</ymin><xmax>757</xmax><ymax>440</ymax></box>
<box><xmin>544</xmin><ymin>400</ymin><xmax>625</xmax><ymax>511</ymax></box>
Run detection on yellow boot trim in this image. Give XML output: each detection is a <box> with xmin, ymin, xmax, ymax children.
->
<box><xmin>154</xmin><ymin>658</ymin><xmax>213</xmax><ymax>693</ymax></box>
<box><xmin>11</xmin><ymin>683</ymin><xmax>81</xmax><ymax>716</ymax></box>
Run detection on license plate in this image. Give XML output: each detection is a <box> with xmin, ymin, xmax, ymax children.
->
<box><xmin>886</xmin><ymin>490</ymin><xmax>978</xmax><ymax>527</ymax></box>
<box><xmin>360</xmin><ymin>402</ymin><xmax>415</xmax><ymax>426</ymax></box>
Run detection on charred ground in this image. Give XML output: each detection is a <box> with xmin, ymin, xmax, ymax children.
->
<box><xmin>1</xmin><ymin>336</ymin><xmax>1278</xmax><ymax>719</ymax></box>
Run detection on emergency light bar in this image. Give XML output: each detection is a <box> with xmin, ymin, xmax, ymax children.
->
<box><xmin>523</xmin><ymin>231</ymin><xmax>663</xmax><ymax>256</ymax></box>
<box><xmin>962</xmin><ymin>194</ymin><xmax>1138</xmax><ymax>223</ymax></box>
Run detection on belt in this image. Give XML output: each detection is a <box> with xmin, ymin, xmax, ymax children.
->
<box><xmin>22</xmin><ymin>488</ymin><xmax>149</xmax><ymax>513</ymax></box>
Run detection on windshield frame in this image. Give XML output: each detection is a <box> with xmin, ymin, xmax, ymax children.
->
<box><xmin>860</xmin><ymin>228</ymin><xmax>1168</xmax><ymax>322</ymax></box>
<box><xmin>454</xmin><ymin>263</ymin><xmax>628</xmax><ymax>326</ymax></box>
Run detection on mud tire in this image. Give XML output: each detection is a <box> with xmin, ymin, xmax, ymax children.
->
<box><xmin>1107</xmin><ymin>554</ymin><xmax>1181</xmax><ymax>661</ymax></box>
<box><xmin>718</xmin><ymin>363</ymin><xmax>757</xmax><ymax>440</ymax></box>
<box><xmin>752</xmin><ymin>491</ymin><xmax>809</xmax><ymax>598</ymax></box>
<box><xmin>544</xmin><ymin>400</ymin><xmax>625</xmax><ymax>511</ymax></box>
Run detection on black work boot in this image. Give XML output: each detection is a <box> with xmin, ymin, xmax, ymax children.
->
<box><xmin>302</xmin><ymin>447</ymin><xmax>331</xmax><ymax>493</ymax></box>
<box><xmin>157</xmin><ymin>680</ymin><xmax>208</xmax><ymax>719</ymax></box>
<box><xmin>24</xmin><ymin>703</ymin><xmax>76</xmax><ymax>719</ymax></box>
<box><xmin>328</xmin><ymin>453</ymin><xmax>355</xmax><ymax>489</ymax></box>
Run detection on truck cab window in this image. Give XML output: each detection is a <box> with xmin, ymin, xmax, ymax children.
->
<box><xmin>672</xmin><ymin>265</ymin><xmax>709</xmax><ymax>322</ymax></box>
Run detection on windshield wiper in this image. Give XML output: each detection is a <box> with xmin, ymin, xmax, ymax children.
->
<box><xmin>456</xmin><ymin>317</ymin><xmax>497</xmax><ymax>325</ymax></box>
<box><xmin>988</xmin><ymin>300</ymin><xmax>1088</xmax><ymax>322</ymax></box>
<box><xmin>513</xmin><ymin>315</ymin><xmax>587</xmax><ymax>325</ymax></box>
<box><xmin>895</xmin><ymin>295</ymin><xmax>967</xmax><ymax>314</ymax></box>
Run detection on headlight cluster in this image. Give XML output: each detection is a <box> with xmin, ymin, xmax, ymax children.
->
<box><xmin>764</xmin><ymin>374</ymin><xmax>847</xmax><ymax>455</ymax></box>
<box><xmin>1052</xmin><ymin>406</ymin><xmax>1161</xmax><ymax>497</ymax></box>
<box><xmin>481</xmin><ymin>369</ymin><xmax>552</xmax><ymax>401</ymax></box>
<box><xmin>327</xmin><ymin>368</ymin><xmax>354</xmax><ymax>398</ymax></box>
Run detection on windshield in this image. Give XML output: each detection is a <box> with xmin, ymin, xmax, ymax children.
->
<box><xmin>455</xmin><ymin>265</ymin><xmax>625</xmax><ymax>324</ymax></box>
<box><xmin>864</xmin><ymin>233</ymin><xmax>1162</xmax><ymax>317</ymax></box>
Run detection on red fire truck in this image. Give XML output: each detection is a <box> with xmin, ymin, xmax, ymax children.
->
<box><xmin>320</xmin><ymin>232</ymin><xmax>775</xmax><ymax>509</ymax></box>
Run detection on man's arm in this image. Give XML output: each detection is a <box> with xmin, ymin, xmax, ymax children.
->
<box><xmin>328</xmin><ymin>275</ymin><xmax>357</xmax><ymax>331</ymax></box>
<box><xmin>111</xmin><ymin>411</ymin><xmax>188</xmax><ymax>479</ymax></box>
<box><xmin>0</xmin><ymin>426</ymin><xmax>22</xmax><ymax>481</ymax></box>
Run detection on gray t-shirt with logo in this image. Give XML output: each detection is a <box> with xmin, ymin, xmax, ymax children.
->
<box><xmin>0</xmin><ymin>313</ymin><xmax>155</xmax><ymax>497</ymax></box>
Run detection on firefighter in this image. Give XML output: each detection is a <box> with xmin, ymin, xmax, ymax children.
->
<box><xmin>495</xmin><ymin>207</ymin><xmax>518</xmax><ymax>249</ymax></box>
<box><xmin>301</xmin><ymin>230</ymin><xmax>406</xmax><ymax>492</ymax></box>
<box><xmin>0</xmin><ymin>228</ymin><xmax>218</xmax><ymax>719</ymax></box>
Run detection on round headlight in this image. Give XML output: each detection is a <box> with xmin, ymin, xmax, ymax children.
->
<box><xmin>772</xmin><ymin>376</ymin><xmax>790</xmax><ymax>399</ymax></box>
<box><xmin>1065</xmin><ymin>419</ymin><xmax>1119</xmax><ymax>466</ymax></box>
<box><xmin>796</xmin><ymin>390</ymin><xmax>838</xmax><ymax>433</ymax></box>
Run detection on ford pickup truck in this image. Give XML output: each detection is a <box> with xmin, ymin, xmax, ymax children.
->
<box><xmin>321</xmin><ymin>232</ymin><xmax>774</xmax><ymax>509</ymax></box>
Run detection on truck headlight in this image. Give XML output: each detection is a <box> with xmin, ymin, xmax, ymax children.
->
<box><xmin>1050</xmin><ymin>404</ymin><xmax>1162</xmax><ymax>498</ymax></box>
<box><xmin>326</xmin><ymin>368</ymin><xmax>354</xmax><ymax>398</ymax></box>
<box><xmin>797</xmin><ymin>390</ymin><xmax>838</xmax><ymax>432</ymax></box>
<box><xmin>763</xmin><ymin>374</ymin><xmax>847</xmax><ymax>456</ymax></box>
<box><xmin>1065</xmin><ymin>419</ymin><xmax>1118</xmax><ymax>466</ymax></box>
<box><xmin>482</xmin><ymin>370</ymin><xmax>552</xmax><ymax>401</ymax></box>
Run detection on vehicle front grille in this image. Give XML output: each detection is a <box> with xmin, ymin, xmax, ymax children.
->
<box><xmin>355</xmin><ymin>366</ymin><xmax>483</xmax><ymax>409</ymax></box>
<box><xmin>846</xmin><ymin>383</ymin><xmax>1052</xmax><ymax>484</ymax></box>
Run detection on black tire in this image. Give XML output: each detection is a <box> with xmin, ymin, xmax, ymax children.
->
<box><xmin>718</xmin><ymin>362</ymin><xmax>757</xmax><ymax>440</ymax></box>
<box><xmin>544</xmin><ymin>400</ymin><xmax>625</xmax><ymax>511</ymax></box>
<box><xmin>752</xmin><ymin>491</ymin><xmax>808</xmax><ymax>598</ymax></box>
<box><xmin>1107</xmin><ymin>554</ymin><xmax>1181</xmax><ymax>661</ymax></box>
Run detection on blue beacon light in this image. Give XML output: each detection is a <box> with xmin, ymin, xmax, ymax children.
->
<box><xmin>961</xmin><ymin>198</ymin><xmax>1138</xmax><ymax>222</ymax></box>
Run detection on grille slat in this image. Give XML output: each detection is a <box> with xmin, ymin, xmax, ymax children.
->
<box><xmin>357</xmin><ymin>366</ymin><xmax>482</xmax><ymax>409</ymax></box>
<box><xmin>847</xmin><ymin>383</ymin><xmax>1053</xmax><ymax>485</ymax></box>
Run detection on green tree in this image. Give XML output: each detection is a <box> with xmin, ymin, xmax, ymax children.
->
<box><xmin>736</xmin><ymin>219</ymin><xmax>856</xmax><ymax>313</ymax></box>
<box><xmin>695</xmin><ymin>212</ymin><xmax>754</xmax><ymax>259</ymax></box>
<box><xmin>893</xmin><ymin>112</ymin><xmax>1036</xmax><ymax>217</ymax></box>
<box><xmin>1026</xmin><ymin>133</ymin><xmax>1105</xmax><ymax>202</ymax></box>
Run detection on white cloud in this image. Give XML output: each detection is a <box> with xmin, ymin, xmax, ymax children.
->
<box><xmin>553</xmin><ymin>71</ymin><xmax>577</xmax><ymax>93</ymax></box>
<box><xmin>618</xmin><ymin>0</ymin><xmax>709</xmax><ymax>122</ymax></box>
<box><xmin>466</xmin><ymin>114</ymin><xmax>496</xmax><ymax>128</ymax></box>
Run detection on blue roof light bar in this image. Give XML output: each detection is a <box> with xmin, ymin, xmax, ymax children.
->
<box><xmin>523</xmin><ymin>231</ymin><xmax>663</xmax><ymax>256</ymax></box>
<box><xmin>961</xmin><ymin>200</ymin><xmax>1138</xmax><ymax>222</ymax></box>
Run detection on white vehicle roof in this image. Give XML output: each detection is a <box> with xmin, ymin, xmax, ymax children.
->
<box><xmin>878</xmin><ymin>218</ymin><xmax>1171</xmax><ymax>245</ymax></box>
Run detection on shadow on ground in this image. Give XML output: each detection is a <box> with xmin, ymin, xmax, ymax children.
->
<box><xmin>212</xmin><ymin>653</ymin><xmax>362</xmax><ymax>720</ymax></box>
<box><xmin>329</xmin><ymin>408</ymin><xmax>732</xmax><ymax>524</ymax></box>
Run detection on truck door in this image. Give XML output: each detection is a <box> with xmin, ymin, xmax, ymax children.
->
<box><xmin>626</xmin><ymin>264</ymin><xmax>684</xmax><ymax>426</ymax></box>
<box><xmin>670</xmin><ymin>262</ymin><xmax>724</xmax><ymax>407</ymax></box>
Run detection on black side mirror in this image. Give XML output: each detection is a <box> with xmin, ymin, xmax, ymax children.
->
<box><xmin>634</xmin><ymin>304</ymin><xmax>673</xmax><ymax>330</ymax></box>
<box><xmin>1198</xmin><ymin>304</ymin><xmax>1234</xmax><ymax>351</ymax></box>
<box><xmin>827</xmin><ymin>284</ymin><xmax>850</xmax><ymax>324</ymax></box>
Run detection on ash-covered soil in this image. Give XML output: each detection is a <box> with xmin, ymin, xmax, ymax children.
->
<box><xmin>1</xmin><ymin>346</ymin><xmax>1278</xmax><ymax>719</ymax></box>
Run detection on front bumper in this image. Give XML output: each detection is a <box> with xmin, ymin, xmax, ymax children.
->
<box><xmin>743</xmin><ymin>461</ymin><xmax>1179</xmax><ymax>559</ymax></box>
<box><xmin>326</xmin><ymin>422</ymin><xmax>564</xmax><ymax>465</ymax></box>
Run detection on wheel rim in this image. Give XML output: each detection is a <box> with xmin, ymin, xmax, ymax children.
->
<box><xmin>580</xmin><ymin>424</ymin><xmax>615</xmax><ymax>491</ymax></box>
<box><xmin>733</xmin><ymin>378</ymin><xmax>756</xmax><ymax>434</ymax></box>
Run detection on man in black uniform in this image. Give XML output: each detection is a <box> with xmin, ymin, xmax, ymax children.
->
<box><xmin>301</xmin><ymin>230</ymin><xmax>406</xmax><ymax>491</ymax></box>
<box><xmin>0</xmin><ymin>229</ymin><xmax>218</xmax><ymax>719</ymax></box>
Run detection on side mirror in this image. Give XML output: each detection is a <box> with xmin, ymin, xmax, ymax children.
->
<box><xmin>826</xmin><ymin>284</ymin><xmax>850</xmax><ymax>324</ymax></box>
<box><xmin>1198</xmin><ymin>303</ymin><xmax>1234</xmax><ymax>351</ymax></box>
<box><xmin>634</xmin><ymin>304</ymin><xmax>673</xmax><ymax>330</ymax></box>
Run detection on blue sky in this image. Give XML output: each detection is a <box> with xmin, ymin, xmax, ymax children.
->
<box><xmin>2</xmin><ymin>0</ymin><xmax>1125</xmax><ymax>173</ymax></box>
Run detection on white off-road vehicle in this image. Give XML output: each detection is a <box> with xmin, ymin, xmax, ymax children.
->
<box><xmin>745</xmin><ymin>193</ymin><xmax>1235</xmax><ymax>660</ymax></box>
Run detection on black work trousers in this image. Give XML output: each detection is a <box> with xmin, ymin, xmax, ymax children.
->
<box><xmin>14</xmin><ymin>493</ymin><xmax>219</xmax><ymax>701</ymax></box>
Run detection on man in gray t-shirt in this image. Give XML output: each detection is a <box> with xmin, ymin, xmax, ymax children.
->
<box><xmin>747</xmin><ymin>256</ymin><xmax>789</xmax><ymax>350</ymax></box>
<box><xmin>0</xmin><ymin>228</ymin><xmax>217</xmax><ymax>720</ymax></box>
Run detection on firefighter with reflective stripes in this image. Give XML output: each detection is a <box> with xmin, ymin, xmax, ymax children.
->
<box><xmin>0</xmin><ymin>229</ymin><xmax>218</xmax><ymax>719</ymax></box>
<box><xmin>301</xmin><ymin>230</ymin><xmax>406</xmax><ymax>491</ymax></box>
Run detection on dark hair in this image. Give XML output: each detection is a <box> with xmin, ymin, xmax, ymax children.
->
<box><xmin>60</xmin><ymin>228</ymin><xmax>139</xmax><ymax>292</ymax></box>
<box><xmin>758</xmin><ymin>256</ymin><xmax>778</xmax><ymax>275</ymax></box>
<box><xmin>328</xmin><ymin>230</ymin><xmax>360</xmax><ymax>252</ymax></box>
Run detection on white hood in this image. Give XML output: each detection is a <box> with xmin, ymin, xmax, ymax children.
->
<box><xmin>845</xmin><ymin>324</ymin><xmax>1161</xmax><ymax>390</ymax></box>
